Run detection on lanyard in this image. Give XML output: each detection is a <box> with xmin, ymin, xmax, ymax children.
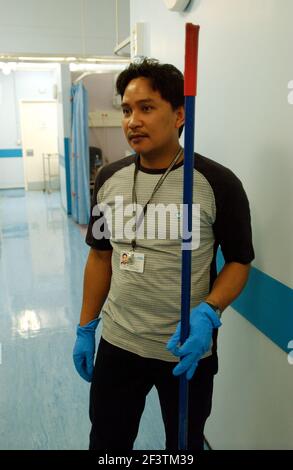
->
<box><xmin>130</xmin><ymin>147</ymin><xmax>183</xmax><ymax>251</ymax></box>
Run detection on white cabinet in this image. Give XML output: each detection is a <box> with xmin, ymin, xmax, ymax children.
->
<box><xmin>88</xmin><ymin>110</ymin><xmax>122</xmax><ymax>128</ymax></box>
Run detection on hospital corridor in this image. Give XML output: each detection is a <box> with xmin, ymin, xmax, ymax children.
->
<box><xmin>0</xmin><ymin>0</ymin><xmax>292</xmax><ymax>455</ymax></box>
<box><xmin>0</xmin><ymin>188</ymin><xmax>165</xmax><ymax>450</ymax></box>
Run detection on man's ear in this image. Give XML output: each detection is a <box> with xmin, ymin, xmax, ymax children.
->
<box><xmin>175</xmin><ymin>106</ymin><xmax>185</xmax><ymax>130</ymax></box>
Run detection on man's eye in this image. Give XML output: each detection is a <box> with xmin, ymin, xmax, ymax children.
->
<box><xmin>122</xmin><ymin>108</ymin><xmax>131</xmax><ymax>116</ymax></box>
<box><xmin>142</xmin><ymin>106</ymin><xmax>152</xmax><ymax>112</ymax></box>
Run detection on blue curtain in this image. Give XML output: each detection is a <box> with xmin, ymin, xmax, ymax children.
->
<box><xmin>70</xmin><ymin>83</ymin><xmax>90</xmax><ymax>224</ymax></box>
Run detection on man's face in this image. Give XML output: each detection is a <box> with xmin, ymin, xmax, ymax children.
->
<box><xmin>121</xmin><ymin>77</ymin><xmax>184</xmax><ymax>156</ymax></box>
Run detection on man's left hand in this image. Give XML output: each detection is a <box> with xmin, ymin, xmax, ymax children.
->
<box><xmin>166</xmin><ymin>302</ymin><xmax>222</xmax><ymax>380</ymax></box>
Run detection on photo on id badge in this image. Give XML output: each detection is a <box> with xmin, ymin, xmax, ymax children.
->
<box><xmin>119</xmin><ymin>251</ymin><xmax>145</xmax><ymax>273</ymax></box>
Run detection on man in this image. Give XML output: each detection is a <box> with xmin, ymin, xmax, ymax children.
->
<box><xmin>120</xmin><ymin>252</ymin><xmax>129</xmax><ymax>265</ymax></box>
<box><xmin>73</xmin><ymin>59</ymin><xmax>254</xmax><ymax>451</ymax></box>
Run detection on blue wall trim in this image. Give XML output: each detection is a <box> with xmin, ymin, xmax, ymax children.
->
<box><xmin>0</xmin><ymin>149</ymin><xmax>22</xmax><ymax>158</ymax></box>
<box><xmin>64</xmin><ymin>137</ymin><xmax>72</xmax><ymax>215</ymax></box>
<box><xmin>217</xmin><ymin>251</ymin><xmax>293</xmax><ymax>353</ymax></box>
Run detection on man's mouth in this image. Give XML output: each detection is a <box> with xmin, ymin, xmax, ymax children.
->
<box><xmin>129</xmin><ymin>134</ymin><xmax>148</xmax><ymax>142</ymax></box>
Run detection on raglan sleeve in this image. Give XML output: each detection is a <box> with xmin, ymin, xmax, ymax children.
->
<box><xmin>85</xmin><ymin>168</ymin><xmax>112</xmax><ymax>251</ymax></box>
<box><xmin>213</xmin><ymin>173</ymin><xmax>254</xmax><ymax>264</ymax></box>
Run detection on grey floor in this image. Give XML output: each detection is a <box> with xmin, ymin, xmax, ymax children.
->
<box><xmin>0</xmin><ymin>189</ymin><xmax>165</xmax><ymax>450</ymax></box>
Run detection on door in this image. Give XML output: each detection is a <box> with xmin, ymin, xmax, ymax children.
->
<box><xmin>20</xmin><ymin>101</ymin><xmax>58</xmax><ymax>191</ymax></box>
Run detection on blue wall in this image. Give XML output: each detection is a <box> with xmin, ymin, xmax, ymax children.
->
<box><xmin>0</xmin><ymin>149</ymin><xmax>22</xmax><ymax>158</ymax></box>
<box><xmin>217</xmin><ymin>251</ymin><xmax>293</xmax><ymax>354</ymax></box>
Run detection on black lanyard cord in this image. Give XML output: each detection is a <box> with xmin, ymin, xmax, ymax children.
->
<box><xmin>131</xmin><ymin>147</ymin><xmax>183</xmax><ymax>250</ymax></box>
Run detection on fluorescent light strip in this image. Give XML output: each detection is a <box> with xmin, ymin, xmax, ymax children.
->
<box><xmin>0</xmin><ymin>55</ymin><xmax>130</xmax><ymax>64</ymax></box>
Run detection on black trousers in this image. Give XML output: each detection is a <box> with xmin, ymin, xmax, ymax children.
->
<box><xmin>89</xmin><ymin>338</ymin><xmax>218</xmax><ymax>451</ymax></box>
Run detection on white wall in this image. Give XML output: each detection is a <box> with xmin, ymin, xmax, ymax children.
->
<box><xmin>130</xmin><ymin>0</ymin><xmax>293</xmax><ymax>449</ymax></box>
<box><xmin>0</xmin><ymin>0</ymin><xmax>129</xmax><ymax>57</ymax></box>
<box><xmin>0</xmin><ymin>75</ymin><xmax>18</xmax><ymax>147</ymax></box>
<box><xmin>210</xmin><ymin>311</ymin><xmax>293</xmax><ymax>450</ymax></box>
<box><xmin>0</xmin><ymin>71</ymin><xmax>56</xmax><ymax>189</ymax></box>
<box><xmin>0</xmin><ymin>74</ymin><xmax>23</xmax><ymax>187</ymax></box>
<box><xmin>0</xmin><ymin>158</ymin><xmax>24</xmax><ymax>189</ymax></box>
<box><xmin>117</xmin><ymin>0</ymin><xmax>131</xmax><ymax>44</ymax></box>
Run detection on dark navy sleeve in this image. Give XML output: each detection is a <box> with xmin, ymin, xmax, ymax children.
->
<box><xmin>85</xmin><ymin>154</ymin><xmax>136</xmax><ymax>251</ymax></box>
<box><xmin>213</xmin><ymin>174</ymin><xmax>254</xmax><ymax>264</ymax></box>
<box><xmin>196</xmin><ymin>153</ymin><xmax>254</xmax><ymax>265</ymax></box>
<box><xmin>85</xmin><ymin>168</ymin><xmax>112</xmax><ymax>251</ymax></box>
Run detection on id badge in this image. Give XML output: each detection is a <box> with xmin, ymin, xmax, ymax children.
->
<box><xmin>119</xmin><ymin>251</ymin><xmax>145</xmax><ymax>273</ymax></box>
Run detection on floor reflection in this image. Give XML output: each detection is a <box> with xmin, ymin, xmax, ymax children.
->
<box><xmin>0</xmin><ymin>189</ymin><xmax>165</xmax><ymax>450</ymax></box>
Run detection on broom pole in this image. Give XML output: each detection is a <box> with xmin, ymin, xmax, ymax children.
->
<box><xmin>179</xmin><ymin>23</ymin><xmax>200</xmax><ymax>451</ymax></box>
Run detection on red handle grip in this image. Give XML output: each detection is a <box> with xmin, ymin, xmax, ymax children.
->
<box><xmin>184</xmin><ymin>23</ymin><xmax>200</xmax><ymax>97</ymax></box>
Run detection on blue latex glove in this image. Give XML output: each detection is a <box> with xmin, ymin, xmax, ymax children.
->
<box><xmin>166</xmin><ymin>302</ymin><xmax>221</xmax><ymax>380</ymax></box>
<box><xmin>73</xmin><ymin>318</ymin><xmax>100</xmax><ymax>382</ymax></box>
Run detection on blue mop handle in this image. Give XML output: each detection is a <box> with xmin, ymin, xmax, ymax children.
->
<box><xmin>179</xmin><ymin>23</ymin><xmax>200</xmax><ymax>451</ymax></box>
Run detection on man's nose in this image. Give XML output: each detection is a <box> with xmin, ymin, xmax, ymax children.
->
<box><xmin>128</xmin><ymin>111</ymin><xmax>142</xmax><ymax>129</ymax></box>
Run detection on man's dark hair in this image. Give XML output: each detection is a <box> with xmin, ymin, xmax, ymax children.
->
<box><xmin>116</xmin><ymin>58</ymin><xmax>184</xmax><ymax>137</ymax></box>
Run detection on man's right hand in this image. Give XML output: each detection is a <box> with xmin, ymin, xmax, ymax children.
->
<box><xmin>73</xmin><ymin>318</ymin><xmax>100</xmax><ymax>382</ymax></box>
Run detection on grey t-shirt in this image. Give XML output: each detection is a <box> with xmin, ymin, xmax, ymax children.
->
<box><xmin>86</xmin><ymin>153</ymin><xmax>254</xmax><ymax>361</ymax></box>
